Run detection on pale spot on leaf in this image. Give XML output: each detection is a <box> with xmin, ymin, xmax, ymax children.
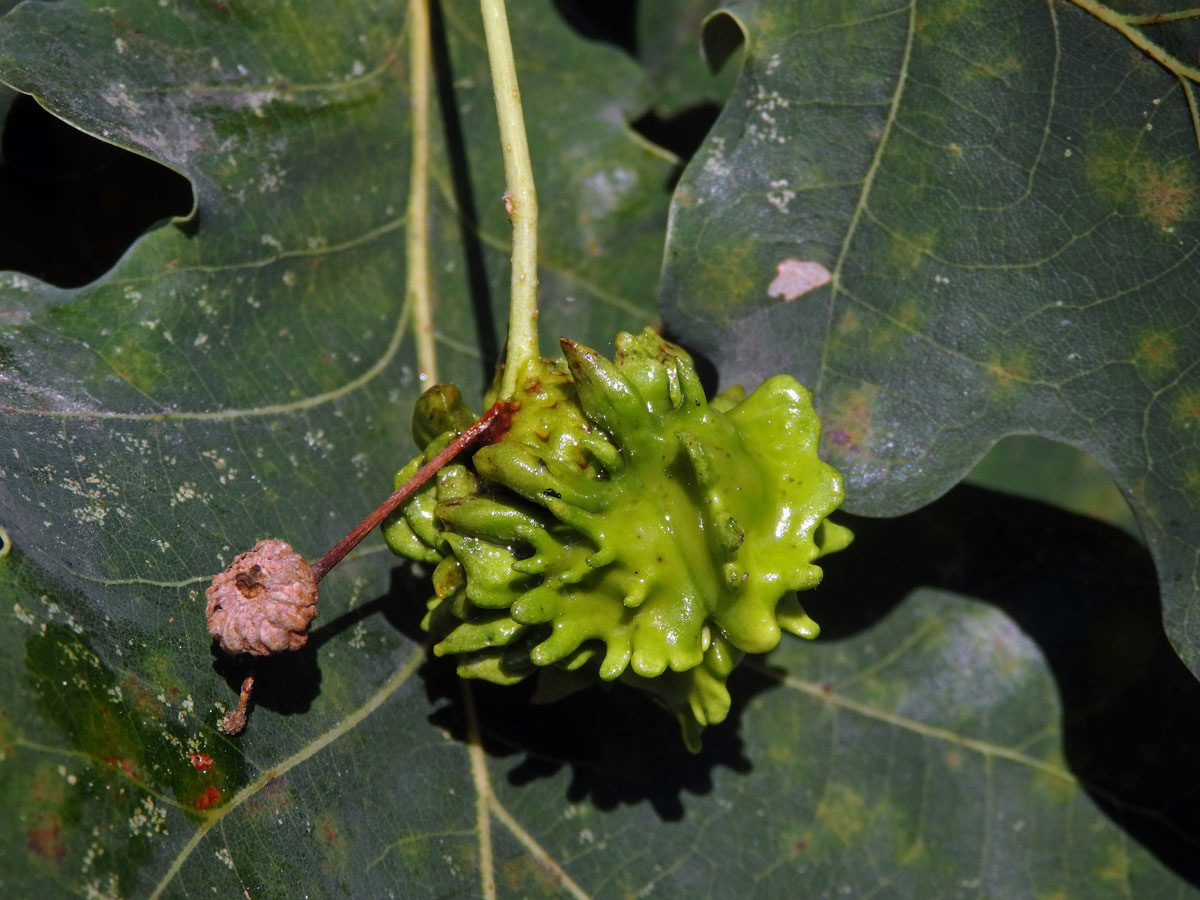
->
<box><xmin>767</xmin><ymin>258</ymin><xmax>831</xmax><ymax>301</ymax></box>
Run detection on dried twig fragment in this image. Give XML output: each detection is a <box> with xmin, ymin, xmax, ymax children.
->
<box><xmin>218</xmin><ymin>675</ymin><xmax>255</xmax><ymax>736</ymax></box>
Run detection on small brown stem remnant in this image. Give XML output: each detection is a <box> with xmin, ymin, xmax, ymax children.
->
<box><xmin>218</xmin><ymin>675</ymin><xmax>256</xmax><ymax>736</ymax></box>
<box><xmin>204</xmin><ymin>400</ymin><xmax>514</xmax><ymax>735</ymax></box>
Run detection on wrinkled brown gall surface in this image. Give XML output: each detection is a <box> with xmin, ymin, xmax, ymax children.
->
<box><xmin>205</xmin><ymin>539</ymin><xmax>318</xmax><ymax>655</ymax></box>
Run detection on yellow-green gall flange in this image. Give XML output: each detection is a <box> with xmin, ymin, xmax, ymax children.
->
<box><xmin>383</xmin><ymin>328</ymin><xmax>851</xmax><ymax>750</ymax></box>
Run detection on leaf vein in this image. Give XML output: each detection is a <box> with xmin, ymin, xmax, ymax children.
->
<box><xmin>0</xmin><ymin>295</ymin><xmax>411</xmax><ymax>422</ymax></box>
<box><xmin>759</xmin><ymin>664</ymin><xmax>1074</xmax><ymax>782</ymax></box>
<box><xmin>820</xmin><ymin>0</ymin><xmax>918</xmax><ymax>398</ymax></box>
<box><xmin>146</xmin><ymin>647</ymin><xmax>424</xmax><ymax>900</ymax></box>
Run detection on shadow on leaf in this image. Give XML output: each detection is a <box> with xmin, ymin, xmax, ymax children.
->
<box><xmin>335</xmin><ymin>482</ymin><xmax>1200</xmax><ymax>872</ymax></box>
<box><xmin>429</xmin><ymin>0</ymin><xmax>499</xmax><ymax>382</ymax></box>
<box><xmin>0</xmin><ymin>92</ymin><xmax>194</xmax><ymax>287</ymax></box>
<box><xmin>211</xmin><ymin>592</ymin><xmax>399</xmax><ymax>718</ymax></box>
<box><xmin>380</xmin><ymin>567</ymin><xmax>759</xmax><ymax>821</ymax></box>
<box><xmin>808</xmin><ymin>484</ymin><xmax>1200</xmax><ymax>887</ymax></box>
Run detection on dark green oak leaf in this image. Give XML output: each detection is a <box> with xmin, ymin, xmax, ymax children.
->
<box><xmin>0</xmin><ymin>0</ymin><xmax>672</xmax><ymax>895</ymax></box>
<box><xmin>661</xmin><ymin>0</ymin><xmax>1200</xmax><ymax>680</ymax></box>
<box><xmin>1</xmin><ymin>0</ymin><xmax>1198</xmax><ymax>897</ymax></box>
<box><xmin>635</xmin><ymin>0</ymin><xmax>741</xmax><ymax>120</ymax></box>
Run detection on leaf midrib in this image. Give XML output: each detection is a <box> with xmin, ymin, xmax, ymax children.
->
<box><xmin>818</xmin><ymin>0</ymin><xmax>917</xmax><ymax>402</ymax></box>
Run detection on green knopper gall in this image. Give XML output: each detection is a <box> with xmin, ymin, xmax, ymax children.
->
<box><xmin>384</xmin><ymin>329</ymin><xmax>852</xmax><ymax>749</ymax></box>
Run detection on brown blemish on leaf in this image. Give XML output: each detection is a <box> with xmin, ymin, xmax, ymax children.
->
<box><xmin>898</xmin><ymin>836</ymin><xmax>926</xmax><ymax>865</ymax></box>
<box><xmin>26</xmin><ymin>813</ymin><xmax>66</xmax><ymax>864</ymax></box>
<box><xmin>835</xmin><ymin>311</ymin><xmax>859</xmax><ymax>336</ymax></box>
<box><xmin>816</xmin><ymin>783</ymin><xmax>866</xmax><ymax>843</ymax></box>
<box><xmin>1083</xmin><ymin>134</ymin><xmax>1130</xmax><ymax>200</ymax></box>
<box><xmin>694</xmin><ymin>242</ymin><xmax>756</xmax><ymax>313</ymax></box>
<box><xmin>916</xmin><ymin>0</ymin><xmax>984</xmax><ymax>34</ymax></box>
<box><xmin>1171</xmin><ymin>389</ymin><xmax>1200</xmax><ymax>428</ymax></box>
<box><xmin>970</xmin><ymin>53</ymin><xmax>1022</xmax><ymax>81</ymax></box>
<box><xmin>887</xmin><ymin>228</ymin><xmax>938</xmax><ymax>274</ymax></box>
<box><xmin>896</xmin><ymin>299</ymin><xmax>921</xmax><ymax>330</ymax></box>
<box><xmin>1132</xmin><ymin>330</ymin><xmax>1178</xmax><ymax>372</ymax></box>
<box><xmin>1084</xmin><ymin>130</ymin><xmax>1195</xmax><ymax>231</ymax></box>
<box><xmin>501</xmin><ymin>855</ymin><xmax>568</xmax><ymax>894</ymax></box>
<box><xmin>1032</xmin><ymin>766</ymin><xmax>1076</xmax><ymax>802</ymax></box>
<box><xmin>1097</xmin><ymin>843</ymin><xmax>1130</xmax><ymax>882</ymax></box>
<box><xmin>827</xmin><ymin>427</ymin><xmax>856</xmax><ymax>451</ymax></box>
<box><xmin>123</xmin><ymin>674</ymin><xmax>166</xmax><ymax>720</ymax></box>
<box><xmin>315</xmin><ymin>814</ymin><xmax>340</xmax><ymax>845</ymax></box>
<box><xmin>868</xmin><ymin>299</ymin><xmax>923</xmax><ymax>353</ymax></box>
<box><xmin>1133</xmin><ymin>160</ymin><xmax>1194</xmax><ymax>232</ymax></box>
<box><xmin>790</xmin><ymin>831</ymin><xmax>811</xmax><ymax>853</ymax></box>
<box><xmin>822</xmin><ymin>384</ymin><xmax>878</xmax><ymax>457</ymax></box>
<box><xmin>985</xmin><ymin>349</ymin><xmax>1031</xmax><ymax>396</ymax></box>
<box><xmin>28</xmin><ymin>769</ymin><xmax>67</xmax><ymax>814</ymax></box>
<box><xmin>314</xmin><ymin>812</ymin><xmax>349</xmax><ymax>874</ymax></box>
<box><xmin>189</xmin><ymin>752</ymin><xmax>214</xmax><ymax>772</ymax></box>
<box><xmin>242</xmin><ymin>774</ymin><xmax>293</xmax><ymax>824</ymax></box>
<box><xmin>767</xmin><ymin>258</ymin><xmax>831</xmax><ymax>301</ymax></box>
<box><xmin>0</xmin><ymin>305</ymin><xmax>30</xmax><ymax>325</ymax></box>
<box><xmin>108</xmin><ymin>756</ymin><xmax>139</xmax><ymax>779</ymax></box>
<box><xmin>1182</xmin><ymin>467</ymin><xmax>1200</xmax><ymax>501</ymax></box>
<box><xmin>193</xmin><ymin>785</ymin><xmax>221</xmax><ymax>810</ymax></box>
<box><xmin>0</xmin><ymin>709</ymin><xmax>11</xmax><ymax>761</ymax></box>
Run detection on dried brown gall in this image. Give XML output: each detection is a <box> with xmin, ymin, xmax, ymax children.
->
<box><xmin>205</xmin><ymin>539</ymin><xmax>318</xmax><ymax>655</ymax></box>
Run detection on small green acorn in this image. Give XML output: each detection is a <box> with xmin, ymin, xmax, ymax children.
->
<box><xmin>383</xmin><ymin>328</ymin><xmax>851</xmax><ymax>749</ymax></box>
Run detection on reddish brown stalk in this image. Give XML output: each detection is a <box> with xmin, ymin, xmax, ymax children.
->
<box><xmin>206</xmin><ymin>400</ymin><xmax>513</xmax><ymax>737</ymax></box>
<box><xmin>310</xmin><ymin>400</ymin><xmax>514</xmax><ymax>582</ymax></box>
<box><xmin>218</xmin><ymin>674</ymin><xmax>255</xmax><ymax>736</ymax></box>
